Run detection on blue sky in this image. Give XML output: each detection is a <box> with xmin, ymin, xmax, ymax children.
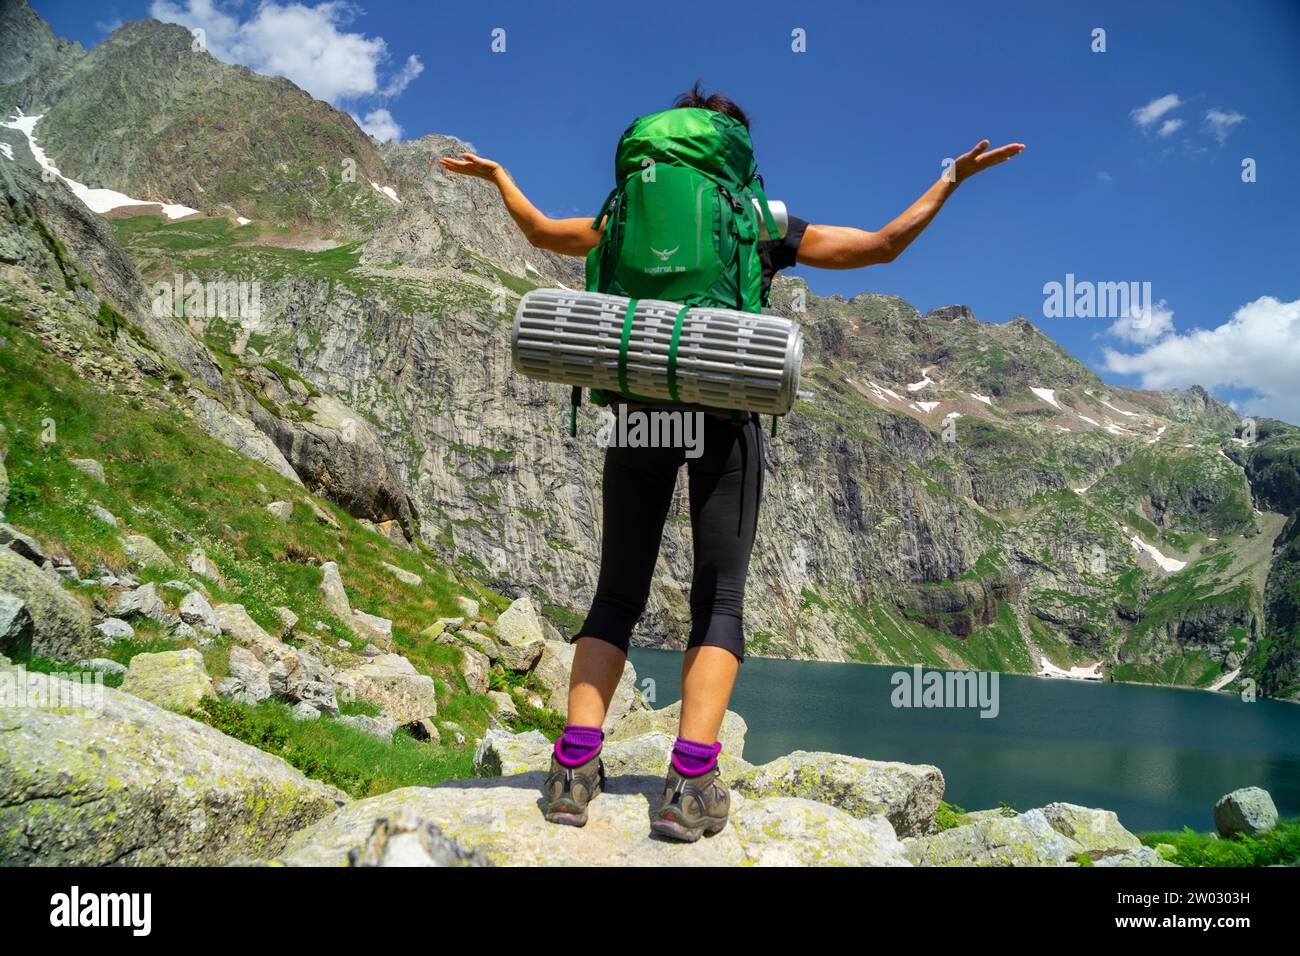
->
<box><xmin>33</xmin><ymin>0</ymin><xmax>1300</xmax><ymax>422</ymax></box>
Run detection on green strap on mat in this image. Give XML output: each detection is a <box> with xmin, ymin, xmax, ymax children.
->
<box><xmin>667</xmin><ymin>305</ymin><xmax>690</xmax><ymax>403</ymax></box>
<box><xmin>617</xmin><ymin>297</ymin><xmax>638</xmax><ymax>398</ymax></box>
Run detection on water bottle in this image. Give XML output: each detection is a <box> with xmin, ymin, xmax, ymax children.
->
<box><xmin>752</xmin><ymin>198</ymin><xmax>788</xmax><ymax>240</ymax></box>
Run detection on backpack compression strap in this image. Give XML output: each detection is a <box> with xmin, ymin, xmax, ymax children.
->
<box><xmin>667</xmin><ymin>304</ymin><xmax>690</xmax><ymax>403</ymax></box>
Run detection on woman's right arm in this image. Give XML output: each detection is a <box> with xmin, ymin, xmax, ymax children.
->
<box><xmin>438</xmin><ymin>152</ymin><xmax>603</xmax><ymax>257</ymax></box>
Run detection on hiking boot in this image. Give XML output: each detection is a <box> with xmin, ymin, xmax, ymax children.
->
<box><xmin>650</xmin><ymin>765</ymin><xmax>730</xmax><ymax>842</ymax></box>
<box><xmin>542</xmin><ymin>752</ymin><xmax>606</xmax><ymax>827</ymax></box>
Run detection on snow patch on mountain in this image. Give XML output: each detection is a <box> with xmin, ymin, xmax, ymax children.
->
<box><xmin>1129</xmin><ymin>534</ymin><xmax>1187</xmax><ymax>572</ymax></box>
<box><xmin>1030</xmin><ymin>387</ymin><xmax>1061</xmax><ymax>409</ymax></box>
<box><xmin>867</xmin><ymin>382</ymin><xmax>904</xmax><ymax>403</ymax></box>
<box><xmin>2</xmin><ymin>110</ymin><xmax>199</xmax><ymax>219</ymax></box>
<box><xmin>906</xmin><ymin>370</ymin><xmax>933</xmax><ymax>391</ymax></box>
<box><xmin>370</xmin><ymin>181</ymin><xmax>401</xmax><ymax>203</ymax></box>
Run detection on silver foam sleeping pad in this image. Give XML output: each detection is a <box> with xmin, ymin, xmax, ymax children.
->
<box><xmin>512</xmin><ymin>288</ymin><xmax>804</xmax><ymax>415</ymax></box>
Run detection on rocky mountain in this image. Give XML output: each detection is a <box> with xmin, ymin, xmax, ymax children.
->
<box><xmin>1</xmin><ymin>2</ymin><xmax>1297</xmax><ymax>703</ymax></box>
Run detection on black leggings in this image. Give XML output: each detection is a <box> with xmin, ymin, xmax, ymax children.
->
<box><xmin>577</xmin><ymin>409</ymin><xmax>765</xmax><ymax>661</ymax></box>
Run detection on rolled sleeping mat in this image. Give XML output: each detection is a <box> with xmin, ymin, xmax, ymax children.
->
<box><xmin>512</xmin><ymin>288</ymin><xmax>804</xmax><ymax>415</ymax></box>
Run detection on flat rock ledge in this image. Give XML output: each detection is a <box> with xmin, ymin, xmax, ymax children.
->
<box><xmin>278</xmin><ymin>779</ymin><xmax>912</xmax><ymax>867</ymax></box>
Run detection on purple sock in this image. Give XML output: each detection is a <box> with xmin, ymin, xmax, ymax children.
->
<box><xmin>672</xmin><ymin>737</ymin><xmax>722</xmax><ymax>777</ymax></box>
<box><xmin>554</xmin><ymin>725</ymin><xmax>604</xmax><ymax>767</ymax></box>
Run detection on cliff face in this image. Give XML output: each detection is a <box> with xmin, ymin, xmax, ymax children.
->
<box><xmin>4</xmin><ymin>5</ymin><xmax>1298</xmax><ymax>698</ymax></box>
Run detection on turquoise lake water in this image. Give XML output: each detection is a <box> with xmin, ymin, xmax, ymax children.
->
<box><xmin>628</xmin><ymin>647</ymin><xmax>1300</xmax><ymax>832</ymax></box>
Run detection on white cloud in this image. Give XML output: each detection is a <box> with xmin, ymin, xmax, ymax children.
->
<box><xmin>1157</xmin><ymin>118</ymin><xmax>1184</xmax><ymax>137</ymax></box>
<box><xmin>380</xmin><ymin>54</ymin><xmax>423</xmax><ymax>98</ymax></box>
<box><xmin>1102</xmin><ymin>296</ymin><xmax>1300</xmax><ymax>425</ymax></box>
<box><xmin>1204</xmin><ymin>108</ymin><xmax>1246</xmax><ymax>144</ymax></box>
<box><xmin>150</xmin><ymin>0</ymin><xmax>418</xmax><ymax>106</ymax></box>
<box><xmin>354</xmin><ymin>107</ymin><xmax>402</xmax><ymax>142</ymax></box>
<box><xmin>1130</xmin><ymin>94</ymin><xmax>1183</xmax><ymax>130</ymax></box>
<box><xmin>1107</xmin><ymin>299</ymin><xmax>1175</xmax><ymax>345</ymax></box>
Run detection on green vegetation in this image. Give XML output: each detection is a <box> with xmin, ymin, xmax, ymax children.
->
<box><xmin>0</xmin><ymin>300</ymin><xmax>510</xmax><ymax>763</ymax></box>
<box><xmin>1140</xmin><ymin>818</ymin><xmax>1300</xmax><ymax>867</ymax></box>
<box><xmin>187</xmin><ymin>697</ymin><xmax>472</xmax><ymax>798</ymax></box>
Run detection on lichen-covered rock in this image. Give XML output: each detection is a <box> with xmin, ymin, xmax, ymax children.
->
<box><xmin>735</xmin><ymin>751</ymin><xmax>943</xmax><ymax>838</ymax></box>
<box><xmin>497</xmin><ymin>639</ymin><xmax>542</xmax><ymax>673</ymax></box>
<box><xmin>334</xmin><ymin>654</ymin><xmax>436</xmax><ymax>724</ymax></box>
<box><xmin>0</xmin><ymin>547</ymin><xmax>95</xmax><ymax>660</ymax></box>
<box><xmin>78</xmin><ymin>657</ymin><xmax>127</xmax><ymax>677</ymax></box>
<box><xmin>191</xmin><ymin>395</ymin><xmax>303</xmax><ymax>485</ymax></box>
<box><xmin>729</xmin><ymin>797</ymin><xmax>911</xmax><ymax>866</ymax></box>
<box><xmin>347</xmin><ymin>811</ymin><xmax>490</xmax><ymax>867</ymax></box>
<box><xmin>187</xmin><ymin>548</ymin><xmax>224</xmax><ymax>584</ymax></box>
<box><xmin>904</xmin><ymin>809</ymin><xmax>1084</xmax><ymax>866</ymax></box>
<box><xmin>459</xmin><ymin>645</ymin><xmax>490</xmax><ymax>695</ymax></box>
<box><xmin>473</xmin><ymin>728</ymin><xmax>552</xmax><ymax>776</ymax></box>
<box><xmin>69</xmin><ymin>457</ymin><xmax>105</xmax><ymax>483</ymax></box>
<box><xmin>268</xmin><ymin>645</ymin><xmax>338</xmax><ymax>716</ymax></box>
<box><xmin>493</xmin><ymin>596</ymin><xmax>543</xmax><ymax>647</ymax></box>
<box><xmin>340</xmin><ymin>713</ymin><xmax>398</xmax><ymax>741</ymax></box>
<box><xmin>218</xmin><ymin>645</ymin><xmax>272</xmax><ymax>704</ymax></box>
<box><xmin>277</xmin><ymin>779</ymin><xmax>910</xmax><ymax>867</ymax></box>
<box><xmin>112</xmin><ymin>582</ymin><xmax>166</xmax><ymax>622</ymax></box>
<box><xmin>436</xmin><ymin>624</ymin><xmax>496</xmax><ymax>660</ymax></box>
<box><xmin>455</xmin><ymin>595</ymin><xmax>480</xmax><ymax>619</ymax></box>
<box><xmin>1090</xmin><ymin>846</ymin><xmax>1178</xmax><ymax>867</ymax></box>
<box><xmin>1214</xmin><ymin>787</ymin><xmax>1278</xmax><ymax>838</ymax></box>
<box><xmin>319</xmin><ymin>561</ymin><xmax>351</xmax><ymax>620</ymax></box>
<box><xmin>249</xmin><ymin>393</ymin><xmax>414</xmax><ymax>537</ymax></box>
<box><xmin>94</xmin><ymin>617</ymin><xmax>134</xmax><ymax>643</ymax></box>
<box><xmin>351</xmin><ymin>609</ymin><xmax>393</xmax><ymax>651</ymax></box>
<box><xmin>213</xmin><ymin>602</ymin><xmax>274</xmax><ymax>644</ymax></box>
<box><xmin>609</xmin><ymin>700</ymin><xmax>748</xmax><ymax>760</ymax></box>
<box><xmin>120</xmin><ymin>533</ymin><xmax>173</xmax><ymax>570</ymax></box>
<box><xmin>0</xmin><ymin>523</ymin><xmax>45</xmax><ymax>563</ymax></box>
<box><xmin>487</xmin><ymin>690</ymin><xmax>518</xmax><ymax>720</ymax></box>
<box><xmin>266</xmin><ymin>501</ymin><xmax>293</xmax><ymax>521</ymax></box>
<box><xmin>0</xmin><ymin>670</ymin><xmax>345</xmax><ymax>864</ymax></box>
<box><xmin>534</xmin><ymin>640</ymin><xmax>647</xmax><ymax>731</ymax></box>
<box><xmin>179</xmin><ymin>590</ymin><xmax>221</xmax><ymax>637</ymax></box>
<box><xmin>1038</xmin><ymin>802</ymin><xmax>1141</xmax><ymax>851</ymax></box>
<box><xmin>273</xmin><ymin>606</ymin><xmax>298</xmax><ymax>637</ymax></box>
<box><xmin>120</xmin><ymin>648</ymin><xmax>215</xmax><ymax>712</ymax></box>
<box><xmin>382</xmin><ymin>562</ymin><xmax>421</xmax><ymax>586</ymax></box>
<box><xmin>0</xmin><ymin>593</ymin><xmax>33</xmax><ymax>647</ymax></box>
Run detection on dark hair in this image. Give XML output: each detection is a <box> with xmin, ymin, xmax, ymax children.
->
<box><xmin>672</xmin><ymin>81</ymin><xmax>750</xmax><ymax>129</ymax></box>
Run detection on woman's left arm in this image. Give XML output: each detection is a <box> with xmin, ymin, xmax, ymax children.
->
<box><xmin>796</xmin><ymin>139</ymin><xmax>1024</xmax><ymax>270</ymax></box>
<box><xmin>438</xmin><ymin>151</ymin><xmax>604</xmax><ymax>257</ymax></box>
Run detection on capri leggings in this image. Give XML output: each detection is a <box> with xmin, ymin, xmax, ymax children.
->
<box><xmin>576</xmin><ymin>409</ymin><xmax>765</xmax><ymax>661</ymax></box>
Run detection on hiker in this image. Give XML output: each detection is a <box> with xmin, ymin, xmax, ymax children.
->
<box><xmin>439</xmin><ymin>84</ymin><xmax>1023</xmax><ymax>841</ymax></box>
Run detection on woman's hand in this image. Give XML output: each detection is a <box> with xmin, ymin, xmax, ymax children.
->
<box><xmin>440</xmin><ymin>149</ymin><xmax>602</xmax><ymax>256</ymax></box>
<box><xmin>952</xmin><ymin>139</ymin><xmax>1025</xmax><ymax>183</ymax></box>
<box><xmin>437</xmin><ymin>151</ymin><xmax>502</xmax><ymax>181</ymax></box>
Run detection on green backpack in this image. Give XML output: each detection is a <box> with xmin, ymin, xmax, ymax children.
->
<box><xmin>574</xmin><ymin>106</ymin><xmax>783</xmax><ymax>435</ymax></box>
